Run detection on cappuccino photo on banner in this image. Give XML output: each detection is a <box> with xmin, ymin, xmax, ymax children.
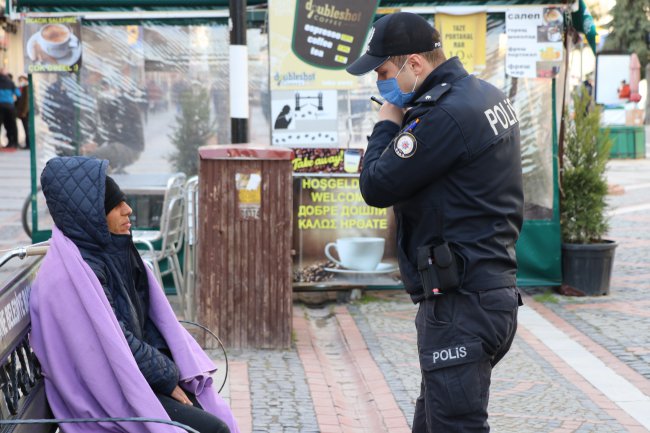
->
<box><xmin>23</xmin><ymin>16</ymin><xmax>82</xmax><ymax>73</ymax></box>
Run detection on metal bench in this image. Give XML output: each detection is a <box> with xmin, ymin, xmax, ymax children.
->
<box><xmin>0</xmin><ymin>246</ymin><xmax>226</xmax><ymax>433</ymax></box>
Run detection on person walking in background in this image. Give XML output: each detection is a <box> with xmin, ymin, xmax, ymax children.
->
<box><xmin>0</xmin><ymin>69</ymin><xmax>21</xmax><ymax>149</ymax></box>
<box><xmin>16</xmin><ymin>75</ymin><xmax>30</xmax><ymax>150</ymax></box>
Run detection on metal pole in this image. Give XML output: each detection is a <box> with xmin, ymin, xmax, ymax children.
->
<box><xmin>229</xmin><ymin>0</ymin><xmax>249</xmax><ymax>144</ymax></box>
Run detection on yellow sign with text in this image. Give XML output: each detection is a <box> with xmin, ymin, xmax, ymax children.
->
<box><xmin>434</xmin><ymin>13</ymin><xmax>486</xmax><ymax>74</ymax></box>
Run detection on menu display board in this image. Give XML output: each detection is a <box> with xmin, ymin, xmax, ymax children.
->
<box><xmin>506</xmin><ymin>7</ymin><xmax>563</xmax><ymax>78</ymax></box>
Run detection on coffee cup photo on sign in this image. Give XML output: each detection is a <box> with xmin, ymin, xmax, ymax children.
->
<box><xmin>25</xmin><ymin>20</ymin><xmax>82</xmax><ymax>70</ymax></box>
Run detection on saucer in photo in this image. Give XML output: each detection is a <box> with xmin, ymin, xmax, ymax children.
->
<box><xmin>324</xmin><ymin>262</ymin><xmax>398</xmax><ymax>274</ymax></box>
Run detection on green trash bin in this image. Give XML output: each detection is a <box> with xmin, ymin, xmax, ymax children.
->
<box><xmin>606</xmin><ymin>125</ymin><xmax>646</xmax><ymax>159</ymax></box>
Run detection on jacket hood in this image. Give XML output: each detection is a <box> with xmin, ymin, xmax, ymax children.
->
<box><xmin>41</xmin><ymin>156</ymin><xmax>112</xmax><ymax>248</ymax></box>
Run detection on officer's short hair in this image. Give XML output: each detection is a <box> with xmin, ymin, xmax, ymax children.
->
<box><xmin>389</xmin><ymin>30</ymin><xmax>445</xmax><ymax>67</ymax></box>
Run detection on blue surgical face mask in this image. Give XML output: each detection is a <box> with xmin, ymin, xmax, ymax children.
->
<box><xmin>376</xmin><ymin>59</ymin><xmax>419</xmax><ymax>108</ymax></box>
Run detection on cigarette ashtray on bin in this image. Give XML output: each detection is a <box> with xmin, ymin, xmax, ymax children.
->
<box><xmin>197</xmin><ymin>145</ymin><xmax>294</xmax><ymax>349</ymax></box>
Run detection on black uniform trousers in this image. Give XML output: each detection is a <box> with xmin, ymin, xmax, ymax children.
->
<box><xmin>0</xmin><ymin>103</ymin><xmax>18</xmax><ymax>148</ymax></box>
<box><xmin>412</xmin><ymin>287</ymin><xmax>520</xmax><ymax>433</ymax></box>
<box><xmin>156</xmin><ymin>392</ymin><xmax>230</xmax><ymax>433</ymax></box>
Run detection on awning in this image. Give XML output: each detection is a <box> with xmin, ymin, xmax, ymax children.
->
<box><xmin>16</xmin><ymin>0</ymin><xmax>566</xmax><ymax>10</ymax></box>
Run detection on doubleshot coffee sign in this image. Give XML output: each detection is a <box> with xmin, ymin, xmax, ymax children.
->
<box><xmin>292</xmin><ymin>0</ymin><xmax>377</xmax><ymax>70</ymax></box>
<box><xmin>269</xmin><ymin>0</ymin><xmax>379</xmax><ymax>90</ymax></box>
<box><xmin>23</xmin><ymin>16</ymin><xmax>83</xmax><ymax>73</ymax></box>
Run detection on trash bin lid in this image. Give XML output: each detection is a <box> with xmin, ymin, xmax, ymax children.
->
<box><xmin>199</xmin><ymin>145</ymin><xmax>294</xmax><ymax>160</ymax></box>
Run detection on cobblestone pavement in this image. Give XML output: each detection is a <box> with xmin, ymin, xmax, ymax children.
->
<box><xmin>531</xmin><ymin>153</ymin><xmax>650</xmax><ymax>386</ymax></box>
<box><xmin>349</xmin><ymin>292</ymin><xmax>636</xmax><ymax>432</ymax></box>
<box><xmin>0</xmin><ymin>149</ymin><xmax>31</xmax><ymax>278</ymax></box>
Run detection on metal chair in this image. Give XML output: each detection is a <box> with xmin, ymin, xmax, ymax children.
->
<box><xmin>131</xmin><ymin>172</ymin><xmax>186</xmax><ymax>246</ymax></box>
<box><xmin>136</xmin><ymin>196</ymin><xmax>186</xmax><ymax>308</ymax></box>
<box><xmin>133</xmin><ymin>172</ymin><xmax>187</xmax><ymax>307</ymax></box>
<box><xmin>182</xmin><ymin>176</ymin><xmax>199</xmax><ymax>322</ymax></box>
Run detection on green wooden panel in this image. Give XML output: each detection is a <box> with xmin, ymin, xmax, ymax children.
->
<box><xmin>607</xmin><ymin>126</ymin><xmax>646</xmax><ymax>159</ymax></box>
<box><xmin>516</xmin><ymin>219</ymin><xmax>562</xmax><ymax>286</ymax></box>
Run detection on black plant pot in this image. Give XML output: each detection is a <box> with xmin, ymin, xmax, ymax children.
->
<box><xmin>561</xmin><ymin>241</ymin><xmax>617</xmax><ymax>296</ymax></box>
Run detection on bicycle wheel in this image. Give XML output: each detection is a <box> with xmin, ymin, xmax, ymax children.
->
<box><xmin>21</xmin><ymin>191</ymin><xmax>33</xmax><ymax>239</ymax></box>
<box><xmin>179</xmin><ymin>320</ymin><xmax>229</xmax><ymax>394</ymax></box>
<box><xmin>21</xmin><ymin>185</ymin><xmax>45</xmax><ymax>239</ymax></box>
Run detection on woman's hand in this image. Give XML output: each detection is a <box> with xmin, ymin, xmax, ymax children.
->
<box><xmin>170</xmin><ymin>385</ymin><xmax>193</xmax><ymax>405</ymax></box>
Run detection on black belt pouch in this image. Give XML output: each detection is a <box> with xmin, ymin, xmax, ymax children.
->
<box><xmin>417</xmin><ymin>242</ymin><xmax>460</xmax><ymax>298</ymax></box>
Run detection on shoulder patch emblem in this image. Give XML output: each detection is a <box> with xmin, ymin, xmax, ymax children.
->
<box><xmin>394</xmin><ymin>132</ymin><xmax>417</xmax><ymax>158</ymax></box>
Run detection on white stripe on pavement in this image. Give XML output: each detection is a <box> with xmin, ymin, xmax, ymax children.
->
<box><xmin>608</xmin><ymin>203</ymin><xmax>650</xmax><ymax>216</ymax></box>
<box><xmin>623</xmin><ymin>182</ymin><xmax>650</xmax><ymax>191</ymax></box>
<box><xmin>519</xmin><ymin>305</ymin><xmax>650</xmax><ymax>429</ymax></box>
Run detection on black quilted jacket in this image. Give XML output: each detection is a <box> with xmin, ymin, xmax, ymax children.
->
<box><xmin>41</xmin><ymin>156</ymin><xmax>179</xmax><ymax>395</ymax></box>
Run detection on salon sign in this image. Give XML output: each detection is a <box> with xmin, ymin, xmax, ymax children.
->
<box><xmin>23</xmin><ymin>16</ymin><xmax>83</xmax><ymax>73</ymax></box>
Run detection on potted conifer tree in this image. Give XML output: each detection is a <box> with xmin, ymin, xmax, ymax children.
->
<box><xmin>560</xmin><ymin>86</ymin><xmax>616</xmax><ymax>296</ymax></box>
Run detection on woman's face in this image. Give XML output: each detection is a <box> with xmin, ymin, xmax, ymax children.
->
<box><xmin>106</xmin><ymin>201</ymin><xmax>133</xmax><ymax>235</ymax></box>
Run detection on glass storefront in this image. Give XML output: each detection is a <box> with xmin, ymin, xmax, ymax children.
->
<box><xmin>31</xmin><ymin>21</ymin><xmax>271</xmax><ymax>232</ymax></box>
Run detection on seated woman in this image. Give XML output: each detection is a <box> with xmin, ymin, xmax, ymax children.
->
<box><xmin>30</xmin><ymin>156</ymin><xmax>239</xmax><ymax>433</ymax></box>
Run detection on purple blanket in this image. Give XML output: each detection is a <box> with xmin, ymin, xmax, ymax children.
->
<box><xmin>30</xmin><ymin>226</ymin><xmax>240</xmax><ymax>433</ymax></box>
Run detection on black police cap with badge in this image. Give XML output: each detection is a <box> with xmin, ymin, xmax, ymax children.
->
<box><xmin>346</xmin><ymin>12</ymin><xmax>442</xmax><ymax>76</ymax></box>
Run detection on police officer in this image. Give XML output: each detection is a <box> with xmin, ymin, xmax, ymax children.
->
<box><xmin>346</xmin><ymin>12</ymin><xmax>524</xmax><ymax>432</ymax></box>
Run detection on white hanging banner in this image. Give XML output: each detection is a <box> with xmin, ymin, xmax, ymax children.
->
<box><xmin>506</xmin><ymin>7</ymin><xmax>563</xmax><ymax>79</ymax></box>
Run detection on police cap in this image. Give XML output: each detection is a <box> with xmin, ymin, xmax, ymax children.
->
<box><xmin>346</xmin><ymin>12</ymin><xmax>441</xmax><ymax>76</ymax></box>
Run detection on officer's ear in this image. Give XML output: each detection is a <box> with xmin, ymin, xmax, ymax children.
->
<box><xmin>408</xmin><ymin>54</ymin><xmax>428</xmax><ymax>76</ymax></box>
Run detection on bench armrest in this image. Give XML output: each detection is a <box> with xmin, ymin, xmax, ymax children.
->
<box><xmin>0</xmin><ymin>417</ymin><xmax>199</xmax><ymax>433</ymax></box>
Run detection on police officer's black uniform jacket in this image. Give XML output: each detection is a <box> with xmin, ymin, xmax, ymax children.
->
<box><xmin>360</xmin><ymin>57</ymin><xmax>524</xmax><ymax>303</ymax></box>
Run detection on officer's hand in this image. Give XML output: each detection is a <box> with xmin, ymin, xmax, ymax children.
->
<box><xmin>378</xmin><ymin>101</ymin><xmax>405</xmax><ymax>126</ymax></box>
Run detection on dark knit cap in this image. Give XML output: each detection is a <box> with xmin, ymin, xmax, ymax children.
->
<box><xmin>104</xmin><ymin>175</ymin><xmax>126</xmax><ymax>214</ymax></box>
